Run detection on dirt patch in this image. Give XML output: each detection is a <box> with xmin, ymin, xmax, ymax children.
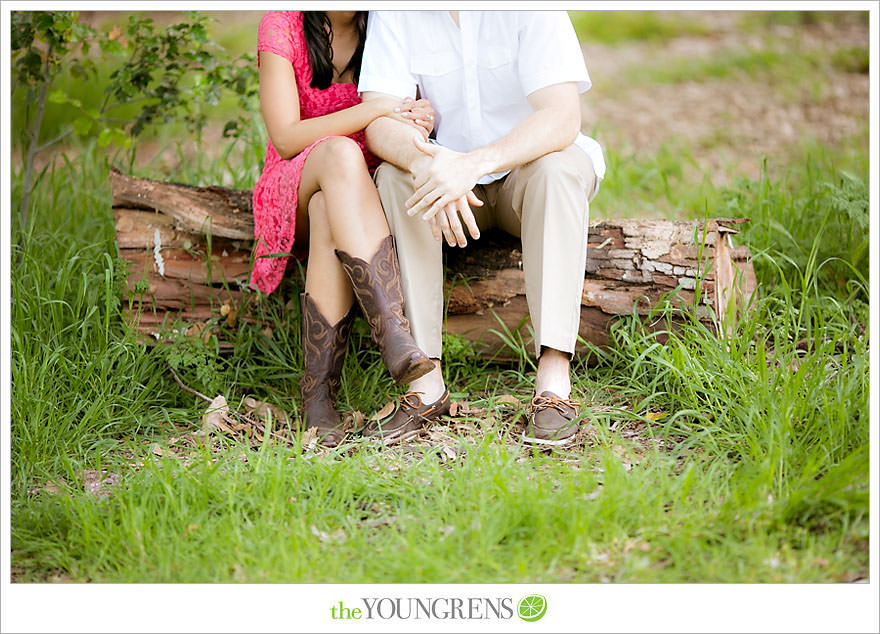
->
<box><xmin>581</xmin><ymin>12</ymin><xmax>869</xmax><ymax>183</ymax></box>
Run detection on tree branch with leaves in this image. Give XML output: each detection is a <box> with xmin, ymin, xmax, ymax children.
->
<box><xmin>11</xmin><ymin>10</ymin><xmax>258</xmax><ymax>239</ymax></box>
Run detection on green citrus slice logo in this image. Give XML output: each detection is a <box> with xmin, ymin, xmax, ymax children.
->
<box><xmin>517</xmin><ymin>595</ymin><xmax>547</xmax><ymax>622</ymax></box>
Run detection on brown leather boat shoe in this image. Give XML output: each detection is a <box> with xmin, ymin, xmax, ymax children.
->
<box><xmin>524</xmin><ymin>391</ymin><xmax>580</xmax><ymax>445</ymax></box>
<box><xmin>364</xmin><ymin>389</ymin><xmax>451</xmax><ymax>444</ymax></box>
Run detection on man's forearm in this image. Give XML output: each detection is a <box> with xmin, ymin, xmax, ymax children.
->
<box><xmin>469</xmin><ymin>105</ymin><xmax>581</xmax><ymax>177</ymax></box>
<box><xmin>365</xmin><ymin>116</ymin><xmax>426</xmax><ymax>173</ymax></box>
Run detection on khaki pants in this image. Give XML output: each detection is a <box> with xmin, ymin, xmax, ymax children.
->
<box><xmin>375</xmin><ymin>144</ymin><xmax>597</xmax><ymax>358</ymax></box>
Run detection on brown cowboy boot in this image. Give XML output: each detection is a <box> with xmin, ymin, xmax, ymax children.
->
<box><xmin>335</xmin><ymin>235</ymin><xmax>434</xmax><ymax>385</ymax></box>
<box><xmin>299</xmin><ymin>293</ymin><xmax>354</xmax><ymax>447</ymax></box>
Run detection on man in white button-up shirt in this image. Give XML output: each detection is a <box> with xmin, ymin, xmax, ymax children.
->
<box><xmin>358</xmin><ymin>10</ymin><xmax>607</xmax><ymax>445</ymax></box>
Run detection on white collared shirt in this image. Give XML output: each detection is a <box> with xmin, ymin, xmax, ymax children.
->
<box><xmin>359</xmin><ymin>10</ymin><xmax>607</xmax><ymax>188</ymax></box>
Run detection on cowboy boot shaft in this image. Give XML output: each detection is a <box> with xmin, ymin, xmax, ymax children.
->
<box><xmin>300</xmin><ymin>293</ymin><xmax>352</xmax><ymax>403</ymax></box>
<box><xmin>299</xmin><ymin>293</ymin><xmax>353</xmax><ymax>445</ymax></box>
<box><xmin>335</xmin><ymin>236</ymin><xmax>433</xmax><ymax>384</ymax></box>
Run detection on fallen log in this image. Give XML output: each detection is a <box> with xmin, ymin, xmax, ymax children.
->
<box><xmin>110</xmin><ymin>168</ymin><xmax>757</xmax><ymax>358</ymax></box>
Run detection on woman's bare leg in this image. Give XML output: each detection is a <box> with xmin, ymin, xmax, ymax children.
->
<box><xmin>297</xmin><ymin>136</ymin><xmax>391</xmax><ymax>260</ymax></box>
<box><xmin>297</xmin><ymin>136</ymin><xmax>433</xmax><ymax>387</ymax></box>
<box><xmin>301</xmin><ymin>192</ymin><xmax>354</xmax><ymax>323</ymax></box>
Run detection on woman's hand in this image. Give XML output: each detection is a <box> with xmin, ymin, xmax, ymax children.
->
<box><xmin>396</xmin><ymin>97</ymin><xmax>435</xmax><ymax>139</ymax></box>
<box><xmin>368</xmin><ymin>95</ymin><xmax>407</xmax><ymax>119</ymax></box>
<box><xmin>368</xmin><ymin>96</ymin><xmax>435</xmax><ymax>140</ymax></box>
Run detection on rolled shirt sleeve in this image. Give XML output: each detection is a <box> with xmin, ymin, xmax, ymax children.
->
<box><xmin>517</xmin><ymin>11</ymin><xmax>591</xmax><ymax>97</ymax></box>
<box><xmin>358</xmin><ymin>11</ymin><xmax>418</xmax><ymax>99</ymax></box>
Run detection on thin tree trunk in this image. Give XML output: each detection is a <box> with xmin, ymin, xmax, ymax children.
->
<box><xmin>19</xmin><ymin>44</ymin><xmax>53</xmax><ymax>239</ymax></box>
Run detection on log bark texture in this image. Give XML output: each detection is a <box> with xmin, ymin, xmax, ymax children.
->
<box><xmin>111</xmin><ymin>169</ymin><xmax>757</xmax><ymax>357</ymax></box>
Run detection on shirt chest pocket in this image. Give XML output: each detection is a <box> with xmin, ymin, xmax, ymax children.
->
<box><xmin>409</xmin><ymin>53</ymin><xmax>461</xmax><ymax>77</ymax></box>
<box><xmin>409</xmin><ymin>53</ymin><xmax>461</xmax><ymax>115</ymax></box>
<box><xmin>480</xmin><ymin>45</ymin><xmax>521</xmax><ymax>108</ymax></box>
<box><xmin>483</xmin><ymin>45</ymin><xmax>515</xmax><ymax>70</ymax></box>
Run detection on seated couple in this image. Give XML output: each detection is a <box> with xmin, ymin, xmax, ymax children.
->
<box><xmin>249</xmin><ymin>10</ymin><xmax>606</xmax><ymax>447</ymax></box>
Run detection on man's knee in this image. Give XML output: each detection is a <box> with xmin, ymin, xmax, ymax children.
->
<box><xmin>374</xmin><ymin>162</ymin><xmax>411</xmax><ymax>193</ymax></box>
<box><xmin>374</xmin><ymin>162</ymin><xmax>413</xmax><ymax>222</ymax></box>
<box><xmin>519</xmin><ymin>150</ymin><xmax>590</xmax><ymax>191</ymax></box>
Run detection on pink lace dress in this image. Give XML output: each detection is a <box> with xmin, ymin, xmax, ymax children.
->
<box><xmin>249</xmin><ymin>11</ymin><xmax>381</xmax><ymax>295</ymax></box>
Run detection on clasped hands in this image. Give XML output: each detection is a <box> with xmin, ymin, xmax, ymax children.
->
<box><xmin>406</xmin><ymin>136</ymin><xmax>485</xmax><ymax>247</ymax></box>
<box><xmin>377</xmin><ymin>96</ymin><xmax>435</xmax><ymax>141</ymax></box>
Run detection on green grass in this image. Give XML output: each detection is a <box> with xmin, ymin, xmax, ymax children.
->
<box><xmin>590</xmin><ymin>142</ymin><xmax>724</xmax><ymax>220</ymax></box>
<box><xmin>737</xmin><ymin>10</ymin><xmax>868</xmax><ymax>30</ymax></box>
<box><xmin>10</xmin><ymin>137</ymin><xmax>869</xmax><ymax>583</ymax></box>
<box><xmin>621</xmin><ymin>37</ymin><xmax>867</xmax><ymax>89</ymax></box>
<box><xmin>569</xmin><ymin>11</ymin><xmax>710</xmax><ymax>45</ymax></box>
<box><xmin>577</xmin><ymin>13</ymin><xmax>869</xmax><ymax>95</ymax></box>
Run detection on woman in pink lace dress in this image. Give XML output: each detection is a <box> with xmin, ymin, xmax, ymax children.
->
<box><xmin>251</xmin><ymin>11</ymin><xmax>435</xmax><ymax>446</ymax></box>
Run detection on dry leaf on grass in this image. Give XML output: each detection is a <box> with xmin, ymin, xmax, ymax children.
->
<box><xmin>373</xmin><ymin>400</ymin><xmax>396</xmax><ymax>420</ymax></box>
<box><xmin>342</xmin><ymin>410</ymin><xmax>365</xmax><ymax>433</ymax></box>
<box><xmin>227</xmin><ymin>309</ymin><xmax>238</xmax><ymax>328</ymax></box>
<box><xmin>201</xmin><ymin>395</ymin><xmax>232</xmax><ymax>434</ymax></box>
<box><xmin>243</xmin><ymin>397</ymin><xmax>290</xmax><ymax>426</ymax></box>
<box><xmin>495</xmin><ymin>394</ymin><xmax>522</xmax><ymax>407</ymax></box>
<box><xmin>301</xmin><ymin>426</ymin><xmax>319</xmax><ymax>450</ymax></box>
<box><xmin>439</xmin><ymin>446</ymin><xmax>457</xmax><ymax>462</ymax></box>
<box><xmin>41</xmin><ymin>480</ymin><xmax>66</xmax><ymax>496</ymax></box>
<box><xmin>311</xmin><ymin>525</ymin><xmax>346</xmax><ymax>543</ymax></box>
<box><xmin>230</xmin><ymin>421</ymin><xmax>253</xmax><ymax>434</ymax></box>
<box><xmin>186</xmin><ymin>321</ymin><xmax>213</xmax><ymax>344</ymax></box>
<box><xmin>216</xmin><ymin>303</ymin><xmax>239</xmax><ymax>327</ymax></box>
<box><xmin>81</xmin><ymin>470</ymin><xmax>118</xmax><ymax>497</ymax></box>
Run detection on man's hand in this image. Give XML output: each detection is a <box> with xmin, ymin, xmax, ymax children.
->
<box><xmin>408</xmin><ymin>140</ymin><xmax>484</xmax><ymax>247</ymax></box>
<box><xmin>425</xmin><ymin>194</ymin><xmax>484</xmax><ymax>247</ymax></box>
<box><xmin>406</xmin><ymin>137</ymin><xmax>486</xmax><ymax>220</ymax></box>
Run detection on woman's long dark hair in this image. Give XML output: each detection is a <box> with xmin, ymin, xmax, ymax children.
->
<box><xmin>302</xmin><ymin>11</ymin><xmax>367</xmax><ymax>90</ymax></box>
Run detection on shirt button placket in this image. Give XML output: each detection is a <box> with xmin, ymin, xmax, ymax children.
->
<box><xmin>460</xmin><ymin>13</ymin><xmax>482</xmax><ymax>141</ymax></box>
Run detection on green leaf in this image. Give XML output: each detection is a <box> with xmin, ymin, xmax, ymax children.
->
<box><xmin>191</xmin><ymin>23</ymin><xmax>207</xmax><ymax>43</ymax></box>
<box><xmin>10</xmin><ymin>16</ymin><xmax>35</xmax><ymax>50</ymax></box>
<box><xmin>97</xmin><ymin>127</ymin><xmax>113</xmax><ymax>147</ymax></box>
<box><xmin>48</xmin><ymin>90</ymin><xmax>69</xmax><ymax>104</ymax></box>
<box><xmin>99</xmin><ymin>38</ymin><xmax>124</xmax><ymax>55</ymax></box>
<box><xmin>73</xmin><ymin>117</ymin><xmax>92</xmax><ymax>136</ymax></box>
<box><xmin>111</xmin><ymin>128</ymin><xmax>130</xmax><ymax>147</ymax></box>
<box><xmin>69</xmin><ymin>61</ymin><xmax>87</xmax><ymax>81</ymax></box>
